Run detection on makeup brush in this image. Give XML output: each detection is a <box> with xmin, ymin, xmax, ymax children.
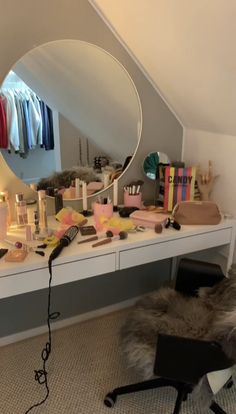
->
<box><xmin>92</xmin><ymin>231</ymin><xmax>128</xmax><ymax>247</ymax></box>
<box><xmin>77</xmin><ymin>230</ymin><xmax>114</xmax><ymax>245</ymax></box>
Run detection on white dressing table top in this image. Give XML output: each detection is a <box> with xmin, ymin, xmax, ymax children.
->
<box><xmin>0</xmin><ymin>216</ymin><xmax>235</xmax><ymax>279</ymax></box>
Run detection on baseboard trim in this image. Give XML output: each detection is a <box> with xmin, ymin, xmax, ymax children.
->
<box><xmin>0</xmin><ymin>296</ymin><xmax>140</xmax><ymax>347</ymax></box>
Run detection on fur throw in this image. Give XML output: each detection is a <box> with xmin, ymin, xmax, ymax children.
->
<box><xmin>37</xmin><ymin>166</ymin><xmax>101</xmax><ymax>190</ymax></box>
<box><xmin>120</xmin><ymin>268</ymin><xmax>236</xmax><ymax>381</ymax></box>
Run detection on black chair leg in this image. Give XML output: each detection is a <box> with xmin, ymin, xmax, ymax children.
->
<box><xmin>210</xmin><ymin>401</ymin><xmax>227</xmax><ymax>414</ymax></box>
<box><xmin>104</xmin><ymin>377</ymin><xmax>184</xmax><ymax>408</ymax></box>
<box><xmin>173</xmin><ymin>387</ymin><xmax>187</xmax><ymax>414</ymax></box>
<box><xmin>104</xmin><ymin>378</ymin><xmax>192</xmax><ymax>410</ymax></box>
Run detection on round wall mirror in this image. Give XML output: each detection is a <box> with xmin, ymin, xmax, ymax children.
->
<box><xmin>0</xmin><ymin>39</ymin><xmax>142</xmax><ymax>200</ymax></box>
<box><xmin>143</xmin><ymin>151</ymin><xmax>170</xmax><ymax>205</ymax></box>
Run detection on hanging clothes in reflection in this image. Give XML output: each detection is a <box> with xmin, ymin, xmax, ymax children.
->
<box><xmin>0</xmin><ymin>94</ymin><xmax>8</xmax><ymax>149</ymax></box>
<box><xmin>39</xmin><ymin>100</ymin><xmax>54</xmax><ymax>150</ymax></box>
<box><xmin>0</xmin><ymin>89</ymin><xmax>54</xmax><ymax>157</ymax></box>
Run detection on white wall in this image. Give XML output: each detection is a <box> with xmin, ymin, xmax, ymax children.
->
<box><xmin>59</xmin><ymin>114</ymin><xmax>109</xmax><ymax>169</ymax></box>
<box><xmin>183</xmin><ymin>128</ymin><xmax>236</xmax><ymax>218</ymax></box>
<box><xmin>2</xmin><ymin>148</ymin><xmax>57</xmax><ymax>184</ymax></box>
<box><xmin>92</xmin><ymin>0</ymin><xmax>236</xmax><ymax>136</ymax></box>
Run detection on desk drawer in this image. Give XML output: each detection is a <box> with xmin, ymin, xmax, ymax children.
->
<box><xmin>0</xmin><ymin>253</ymin><xmax>116</xmax><ymax>299</ymax></box>
<box><xmin>52</xmin><ymin>253</ymin><xmax>116</xmax><ymax>285</ymax></box>
<box><xmin>119</xmin><ymin>229</ymin><xmax>231</xmax><ymax>269</ymax></box>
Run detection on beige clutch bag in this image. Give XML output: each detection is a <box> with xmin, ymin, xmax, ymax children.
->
<box><xmin>172</xmin><ymin>201</ymin><xmax>221</xmax><ymax>225</ymax></box>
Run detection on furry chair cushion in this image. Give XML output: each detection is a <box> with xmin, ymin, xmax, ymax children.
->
<box><xmin>120</xmin><ymin>268</ymin><xmax>236</xmax><ymax>380</ymax></box>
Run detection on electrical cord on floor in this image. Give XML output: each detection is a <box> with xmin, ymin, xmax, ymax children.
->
<box><xmin>24</xmin><ymin>258</ymin><xmax>60</xmax><ymax>413</ymax></box>
<box><xmin>24</xmin><ymin>225</ymin><xmax>80</xmax><ymax>413</ymax></box>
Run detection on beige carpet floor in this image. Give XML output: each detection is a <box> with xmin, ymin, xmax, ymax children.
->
<box><xmin>0</xmin><ymin>308</ymin><xmax>235</xmax><ymax>414</ymax></box>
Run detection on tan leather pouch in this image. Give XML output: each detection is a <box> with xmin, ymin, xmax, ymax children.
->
<box><xmin>172</xmin><ymin>201</ymin><xmax>221</xmax><ymax>225</ymax></box>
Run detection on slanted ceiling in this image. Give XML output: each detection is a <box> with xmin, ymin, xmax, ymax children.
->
<box><xmin>91</xmin><ymin>0</ymin><xmax>236</xmax><ymax>136</ymax></box>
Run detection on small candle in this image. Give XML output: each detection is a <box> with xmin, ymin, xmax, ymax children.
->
<box><xmin>82</xmin><ymin>181</ymin><xmax>87</xmax><ymax>211</ymax></box>
<box><xmin>113</xmin><ymin>178</ymin><xmax>118</xmax><ymax>207</ymax></box>
<box><xmin>75</xmin><ymin>178</ymin><xmax>80</xmax><ymax>198</ymax></box>
<box><xmin>103</xmin><ymin>173</ymin><xmax>110</xmax><ymax>189</ymax></box>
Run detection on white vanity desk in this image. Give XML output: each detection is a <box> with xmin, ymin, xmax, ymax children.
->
<box><xmin>0</xmin><ymin>217</ymin><xmax>236</xmax><ymax>300</ymax></box>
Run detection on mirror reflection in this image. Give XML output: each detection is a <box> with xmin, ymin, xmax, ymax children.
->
<box><xmin>0</xmin><ymin>40</ymin><xmax>142</xmax><ymax>199</ymax></box>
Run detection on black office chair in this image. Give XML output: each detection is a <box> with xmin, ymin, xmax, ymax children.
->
<box><xmin>104</xmin><ymin>258</ymin><xmax>236</xmax><ymax>414</ymax></box>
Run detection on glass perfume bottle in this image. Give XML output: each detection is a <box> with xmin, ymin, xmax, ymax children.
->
<box><xmin>38</xmin><ymin>190</ymin><xmax>48</xmax><ymax>234</ymax></box>
<box><xmin>15</xmin><ymin>193</ymin><xmax>28</xmax><ymax>226</ymax></box>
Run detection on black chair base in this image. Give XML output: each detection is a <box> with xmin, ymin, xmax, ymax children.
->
<box><xmin>104</xmin><ymin>377</ymin><xmax>192</xmax><ymax>414</ymax></box>
<box><xmin>104</xmin><ymin>377</ymin><xmax>228</xmax><ymax>414</ymax></box>
<box><xmin>210</xmin><ymin>401</ymin><xmax>227</xmax><ymax>414</ymax></box>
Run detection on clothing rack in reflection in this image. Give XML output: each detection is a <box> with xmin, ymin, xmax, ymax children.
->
<box><xmin>0</xmin><ymin>88</ymin><xmax>54</xmax><ymax>158</ymax></box>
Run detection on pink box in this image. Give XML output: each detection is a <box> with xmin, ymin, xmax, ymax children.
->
<box><xmin>93</xmin><ymin>202</ymin><xmax>113</xmax><ymax>220</ymax></box>
<box><xmin>124</xmin><ymin>192</ymin><xmax>142</xmax><ymax>209</ymax></box>
<box><xmin>129</xmin><ymin>210</ymin><xmax>169</xmax><ymax>229</ymax></box>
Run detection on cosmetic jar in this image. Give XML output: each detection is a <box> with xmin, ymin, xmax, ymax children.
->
<box><xmin>124</xmin><ymin>191</ymin><xmax>142</xmax><ymax>209</ymax></box>
<box><xmin>93</xmin><ymin>202</ymin><xmax>113</xmax><ymax>220</ymax></box>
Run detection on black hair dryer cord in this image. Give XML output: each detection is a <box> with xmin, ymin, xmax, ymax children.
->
<box><xmin>24</xmin><ymin>225</ymin><xmax>80</xmax><ymax>413</ymax></box>
<box><xmin>24</xmin><ymin>258</ymin><xmax>60</xmax><ymax>413</ymax></box>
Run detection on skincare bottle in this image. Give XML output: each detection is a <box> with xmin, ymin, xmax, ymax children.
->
<box><xmin>0</xmin><ymin>190</ymin><xmax>11</xmax><ymax>226</ymax></box>
<box><xmin>38</xmin><ymin>190</ymin><xmax>48</xmax><ymax>234</ymax></box>
<box><xmin>0</xmin><ymin>193</ymin><xmax>8</xmax><ymax>240</ymax></box>
<box><xmin>33</xmin><ymin>210</ymin><xmax>41</xmax><ymax>239</ymax></box>
<box><xmin>26</xmin><ymin>199</ymin><xmax>37</xmax><ymax>224</ymax></box>
<box><xmin>15</xmin><ymin>193</ymin><xmax>28</xmax><ymax>226</ymax></box>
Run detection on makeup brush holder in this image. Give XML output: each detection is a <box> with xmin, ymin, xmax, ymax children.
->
<box><xmin>93</xmin><ymin>202</ymin><xmax>113</xmax><ymax>220</ymax></box>
<box><xmin>124</xmin><ymin>192</ymin><xmax>142</xmax><ymax>209</ymax></box>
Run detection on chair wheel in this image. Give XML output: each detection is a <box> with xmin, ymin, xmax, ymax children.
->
<box><xmin>104</xmin><ymin>392</ymin><xmax>117</xmax><ymax>408</ymax></box>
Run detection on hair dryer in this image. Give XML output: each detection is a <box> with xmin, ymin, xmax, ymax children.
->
<box><xmin>49</xmin><ymin>225</ymin><xmax>80</xmax><ymax>262</ymax></box>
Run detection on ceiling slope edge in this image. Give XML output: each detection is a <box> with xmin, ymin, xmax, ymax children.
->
<box><xmin>88</xmin><ymin>0</ymin><xmax>184</xmax><ymax>128</ymax></box>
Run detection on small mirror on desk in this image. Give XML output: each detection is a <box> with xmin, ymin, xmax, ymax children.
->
<box><xmin>143</xmin><ymin>151</ymin><xmax>170</xmax><ymax>206</ymax></box>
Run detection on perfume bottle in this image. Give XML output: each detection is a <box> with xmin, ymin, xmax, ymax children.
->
<box><xmin>38</xmin><ymin>190</ymin><xmax>48</xmax><ymax>234</ymax></box>
<box><xmin>0</xmin><ymin>193</ymin><xmax>8</xmax><ymax>240</ymax></box>
<box><xmin>0</xmin><ymin>190</ymin><xmax>11</xmax><ymax>226</ymax></box>
<box><xmin>15</xmin><ymin>193</ymin><xmax>28</xmax><ymax>226</ymax></box>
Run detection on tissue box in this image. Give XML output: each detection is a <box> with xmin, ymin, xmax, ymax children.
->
<box><xmin>130</xmin><ymin>210</ymin><xmax>169</xmax><ymax>229</ymax></box>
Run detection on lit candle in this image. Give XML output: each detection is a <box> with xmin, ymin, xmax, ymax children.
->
<box><xmin>82</xmin><ymin>181</ymin><xmax>87</xmax><ymax>211</ymax></box>
<box><xmin>113</xmin><ymin>178</ymin><xmax>118</xmax><ymax>208</ymax></box>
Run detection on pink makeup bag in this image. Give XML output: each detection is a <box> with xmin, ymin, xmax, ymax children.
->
<box><xmin>130</xmin><ymin>210</ymin><xmax>169</xmax><ymax>229</ymax></box>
